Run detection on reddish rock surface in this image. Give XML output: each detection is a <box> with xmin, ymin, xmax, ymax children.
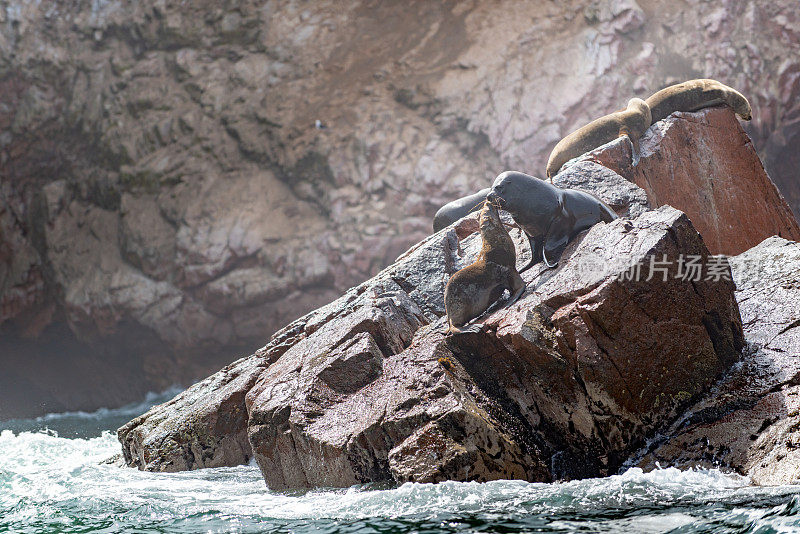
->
<box><xmin>119</xmin><ymin>205</ymin><xmax>744</xmax><ymax>489</ymax></box>
<box><xmin>3</xmin><ymin>0</ymin><xmax>800</xmax><ymax>418</ymax></box>
<box><xmin>576</xmin><ymin>107</ymin><xmax>800</xmax><ymax>256</ymax></box>
<box><xmin>636</xmin><ymin>237</ymin><xmax>800</xmax><ymax>485</ymax></box>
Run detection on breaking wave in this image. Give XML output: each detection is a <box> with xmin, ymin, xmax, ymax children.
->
<box><xmin>2</xmin><ymin>393</ymin><xmax>800</xmax><ymax>533</ymax></box>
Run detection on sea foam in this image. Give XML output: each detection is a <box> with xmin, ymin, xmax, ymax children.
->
<box><xmin>2</xmin><ymin>395</ymin><xmax>800</xmax><ymax>534</ymax></box>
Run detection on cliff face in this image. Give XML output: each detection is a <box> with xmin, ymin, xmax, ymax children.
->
<box><xmin>2</xmin><ymin>0</ymin><xmax>800</xmax><ymax>417</ymax></box>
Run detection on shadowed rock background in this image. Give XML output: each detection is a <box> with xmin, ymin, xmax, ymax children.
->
<box><xmin>2</xmin><ymin>0</ymin><xmax>799</xmax><ymax>418</ymax></box>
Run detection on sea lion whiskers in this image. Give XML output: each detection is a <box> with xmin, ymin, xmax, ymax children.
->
<box><xmin>484</xmin><ymin>193</ymin><xmax>517</xmax><ymax>230</ymax></box>
<box><xmin>484</xmin><ymin>196</ymin><xmax>518</xmax><ymax>230</ymax></box>
<box><xmin>470</xmin><ymin>197</ymin><xmax>491</xmax><ymax>214</ymax></box>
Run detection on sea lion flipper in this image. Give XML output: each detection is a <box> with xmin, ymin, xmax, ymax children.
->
<box><xmin>519</xmin><ymin>233</ymin><xmax>544</xmax><ymax>273</ymax></box>
<box><xmin>620</xmin><ymin>126</ymin><xmax>641</xmax><ymax>167</ymax></box>
<box><xmin>458</xmin><ymin>323</ymin><xmax>484</xmax><ymax>334</ymax></box>
<box><xmin>506</xmin><ymin>271</ymin><xmax>525</xmax><ymax>305</ymax></box>
<box><xmin>543</xmin><ymin>215</ymin><xmax>571</xmax><ymax>268</ymax></box>
<box><xmin>444</xmin><ymin>320</ymin><xmax>460</xmax><ymax>336</ymax></box>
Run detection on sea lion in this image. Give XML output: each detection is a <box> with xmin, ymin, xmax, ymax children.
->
<box><xmin>433</xmin><ymin>188</ymin><xmax>490</xmax><ymax>233</ymax></box>
<box><xmin>545</xmin><ymin>98</ymin><xmax>652</xmax><ymax>179</ymax></box>
<box><xmin>488</xmin><ymin>171</ymin><xmax>617</xmax><ymax>271</ymax></box>
<box><xmin>444</xmin><ymin>199</ymin><xmax>525</xmax><ymax>335</ymax></box>
<box><xmin>646</xmin><ymin>78</ymin><xmax>752</xmax><ymax>124</ymax></box>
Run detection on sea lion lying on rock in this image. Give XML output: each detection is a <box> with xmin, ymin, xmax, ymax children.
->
<box><xmin>646</xmin><ymin>78</ymin><xmax>751</xmax><ymax>124</ymax></box>
<box><xmin>433</xmin><ymin>188</ymin><xmax>491</xmax><ymax>232</ymax></box>
<box><xmin>444</xmin><ymin>199</ymin><xmax>525</xmax><ymax>335</ymax></box>
<box><xmin>546</xmin><ymin>98</ymin><xmax>652</xmax><ymax>179</ymax></box>
<box><xmin>488</xmin><ymin>171</ymin><xmax>618</xmax><ymax>271</ymax></box>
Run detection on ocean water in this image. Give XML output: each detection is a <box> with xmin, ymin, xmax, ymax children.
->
<box><xmin>2</xmin><ymin>392</ymin><xmax>800</xmax><ymax>533</ymax></box>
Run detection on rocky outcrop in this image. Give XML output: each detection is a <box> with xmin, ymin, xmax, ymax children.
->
<box><xmin>119</xmin><ymin>203</ymin><xmax>745</xmax><ymax>489</ymax></box>
<box><xmin>3</xmin><ymin>0</ymin><xmax>800</xmax><ymax>418</ymax></box>
<box><xmin>118</xmin><ymin>355</ymin><xmax>266</xmax><ymax>471</ymax></box>
<box><xmin>572</xmin><ymin>107</ymin><xmax>800</xmax><ymax>255</ymax></box>
<box><xmin>636</xmin><ymin>237</ymin><xmax>800</xmax><ymax>485</ymax></box>
<box><xmin>117</xmin><ymin>97</ymin><xmax>800</xmax><ymax>486</ymax></box>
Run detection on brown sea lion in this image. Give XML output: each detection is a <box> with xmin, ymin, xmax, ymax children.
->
<box><xmin>546</xmin><ymin>98</ymin><xmax>652</xmax><ymax>179</ymax></box>
<box><xmin>488</xmin><ymin>171</ymin><xmax>617</xmax><ymax>272</ymax></box>
<box><xmin>444</xmin><ymin>199</ymin><xmax>525</xmax><ymax>335</ymax></box>
<box><xmin>646</xmin><ymin>78</ymin><xmax>752</xmax><ymax>124</ymax></box>
<box><xmin>433</xmin><ymin>188</ymin><xmax>490</xmax><ymax>233</ymax></box>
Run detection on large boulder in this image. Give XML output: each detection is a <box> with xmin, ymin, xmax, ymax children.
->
<box><xmin>120</xmin><ymin>205</ymin><xmax>744</xmax><ymax>489</ymax></box>
<box><xmin>636</xmin><ymin>237</ymin><xmax>800</xmax><ymax>485</ymax></box>
<box><xmin>569</xmin><ymin>107</ymin><xmax>800</xmax><ymax>255</ymax></box>
<box><xmin>117</xmin><ymin>355</ymin><xmax>266</xmax><ymax>472</ymax></box>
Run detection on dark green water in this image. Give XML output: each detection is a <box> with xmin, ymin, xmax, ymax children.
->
<box><xmin>2</xmin><ymin>391</ymin><xmax>800</xmax><ymax>533</ymax></box>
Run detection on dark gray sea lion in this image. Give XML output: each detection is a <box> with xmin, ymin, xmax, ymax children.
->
<box><xmin>488</xmin><ymin>171</ymin><xmax>618</xmax><ymax>271</ymax></box>
<box><xmin>444</xmin><ymin>199</ymin><xmax>525</xmax><ymax>335</ymax></box>
<box><xmin>546</xmin><ymin>98</ymin><xmax>652</xmax><ymax>179</ymax></box>
<box><xmin>646</xmin><ymin>78</ymin><xmax>752</xmax><ymax>124</ymax></box>
<box><xmin>433</xmin><ymin>188</ymin><xmax>491</xmax><ymax>232</ymax></box>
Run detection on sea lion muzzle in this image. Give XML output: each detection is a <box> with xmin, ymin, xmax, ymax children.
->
<box><xmin>486</xmin><ymin>191</ymin><xmax>504</xmax><ymax>207</ymax></box>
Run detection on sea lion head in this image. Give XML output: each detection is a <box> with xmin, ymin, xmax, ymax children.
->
<box><xmin>627</xmin><ymin>97</ymin><xmax>649</xmax><ymax>114</ymax></box>
<box><xmin>488</xmin><ymin>171</ymin><xmax>542</xmax><ymax>209</ymax></box>
<box><xmin>479</xmin><ymin>198</ymin><xmax>503</xmax><ymax>233</ymax></box>
<box><xmin>735</xmin><ymin>97</ymin><xmax>752</xmax><ymax>121</ymax></box>
<box><xmin>627</xmin><ymin>97</ymin><xmax>652</xmax><ymax>131</ymax></box>
<box><xmin>488</xmin><ymin>171</ymin><xmax>558</xmax><ymax>235</ymax></box>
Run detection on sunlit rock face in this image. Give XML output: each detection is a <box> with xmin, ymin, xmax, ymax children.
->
<box><xmin>637</xmin><ymin>237</ymin><xmax>800</xmax><ymax>486</ymax></box>
<box><xmin>569</xmin><ymin>107</ymin><xmax>800</xmax><ymax>256</ymax></box>
<box><xmin>1</xmin><ymin>0</ymin><xmax>799</xmax><ymax>417</ymax></box>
